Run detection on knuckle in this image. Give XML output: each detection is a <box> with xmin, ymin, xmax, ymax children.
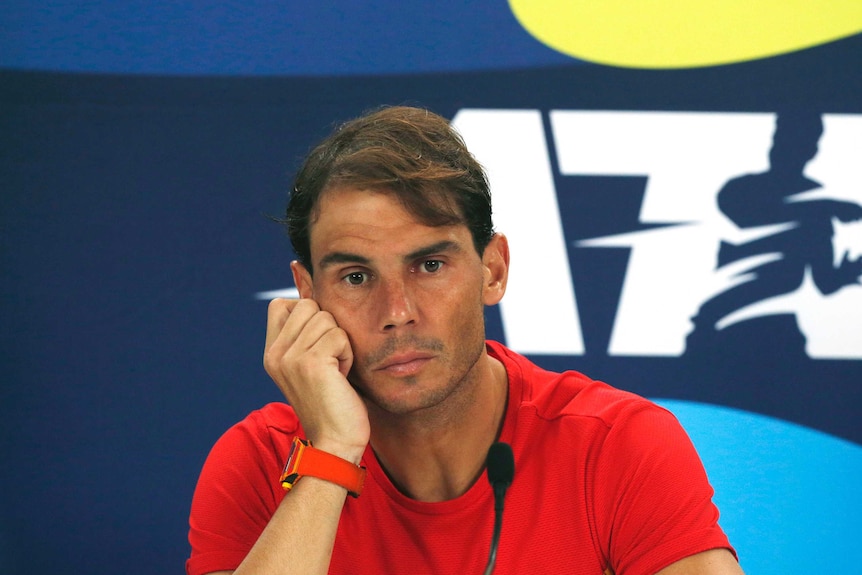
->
<box><xmin>262</xmin><ymin>347</ymin><xmax>280</xmax><ymax>372</ymax></box>
<box><xmin>295</xmin><ymin>298</ymin><xmax>320</xmax><ymax>313</ymax></box>
<box><xmin>267</xmin><ymin>297</ymin><xmax>287</xmax><ymax>314</ymax></box>
<box><xmin>316</xmin><ymin>310</ymin><xmax>337</xmax><ymax>327</ymax></box>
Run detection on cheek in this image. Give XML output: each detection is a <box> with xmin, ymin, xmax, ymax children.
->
<box><xmin>438</xmin><ymin>282</ymin><xmax>486</xmax><ymax>330</ymax></box>
<box><xmin>324</xmin><ymin>300</ymin><xmax>367</xmax><ymax>335</ymax></box>
<box><xmin>309</xmin><ymin>287</ymin><xmax>369</xmax><ymax>337</ymax></box>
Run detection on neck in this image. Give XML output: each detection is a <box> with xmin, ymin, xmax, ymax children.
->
<box><xmin>368</xmin><ymin>354</ymin><xmax>508</xmax><ymax>502</ymax></box>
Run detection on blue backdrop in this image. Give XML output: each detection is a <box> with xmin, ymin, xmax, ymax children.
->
<box><xmin>2</xmin><ymin>4</ymin><xmax>861</xmax><ymax>574</ymax></box>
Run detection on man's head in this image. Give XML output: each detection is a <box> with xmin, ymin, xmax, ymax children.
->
<box><xmin>285</xmin><ymin>106</ymin><xmax>494</xmax><ymax>273</ymax></box>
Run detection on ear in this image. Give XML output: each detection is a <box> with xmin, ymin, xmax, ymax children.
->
<box><xmin>290</xmin><ymin>260</ymin><xmax>314</xmax><ymax>299</ymax></box>
<box><xmin>481</xmin><ymin>233</ymin><xmax>509</xmax><ymax>306</ymax></box>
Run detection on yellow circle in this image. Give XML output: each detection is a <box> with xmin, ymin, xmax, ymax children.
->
<box><xmin>509</xmin><ymin>0</ymin><xmax>862</xmax><ymax>68</ymax></box>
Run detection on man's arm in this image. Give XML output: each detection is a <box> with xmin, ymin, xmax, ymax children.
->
<box><xmin>228</xmin><ymin>298</ymin><xmax>369</xmax><ymax>575</ymax></box>
<box><xmin>193</xmin><ymin>298</ymin><xmax>370</xmax><ymax>575</ymax></box>
<box><xmin>202</xmin><ymin>473</ymin><xmax>345</xmax><ymax>575</ymax></box>
<box><xmin>656</xmin><ymin>548</ymin><xmax>744</xmax><ymax>575</ymax></box>
<box><xmin>222</xmin><ymin>472</ymin><xmax>352</xmax><ymax>575</ymax></box>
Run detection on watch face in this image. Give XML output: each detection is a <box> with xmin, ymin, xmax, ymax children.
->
<box><xmin>280</xmin><ymin>437</ymin><xmax>307</xmax><ymax>489</ymax></box>
<box><xmin>287</xmin><ymin>437</ymin><xmax>302</xmax><ymax>465</ymax></box>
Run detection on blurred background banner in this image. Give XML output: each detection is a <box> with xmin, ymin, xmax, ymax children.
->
<box><xmin>2</xmin><ymin>3</ymin><xmax>861</xmax><ymax>573</ymax></box>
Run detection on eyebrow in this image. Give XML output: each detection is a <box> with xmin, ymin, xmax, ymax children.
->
<box><xmin>405</xmin><ymin>240</ymin><xmax>462</xmax><ymax>261</ymax></box>
<box><xmin>318</xmin><ymin>240</ymin><xmax>463</xmax><ymax>270</ymax></box>
<box><xmin>318</xmin><ymin>251</ymin><xmax>371</xmax><ymax>270</ymax></box>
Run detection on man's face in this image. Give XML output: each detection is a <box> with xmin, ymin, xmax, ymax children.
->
<box><xmin>291</xmin><ymin>186</ymin><xmax>507</xmax><ymax>417</ymax></box>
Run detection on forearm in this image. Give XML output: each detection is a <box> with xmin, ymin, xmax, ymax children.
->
<box><xmin>232</xmin><ymin>297</ymin><xmax>367</xmax><ymax>574</ymax></box>
<box><xmin>232</xmin><ymin>477</ymin><xmax>348</xmax><ymax>575</ymax></box>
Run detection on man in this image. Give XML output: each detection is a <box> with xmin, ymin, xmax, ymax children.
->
<box><xmin>187</xmin><ymin>105</ymin><xmax>744</xmax><ymax>575</ymax></box>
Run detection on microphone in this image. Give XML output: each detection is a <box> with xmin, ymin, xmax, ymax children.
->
<box><xmin>483</xmin><ymin>442</ymin><xmax>514</xmax><ymax>575</ymax></box>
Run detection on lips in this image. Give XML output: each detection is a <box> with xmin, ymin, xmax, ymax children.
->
<box><xmin>376</xmin><ymin>352</ymin><xmax>435</xmax><ymax>376</ymax></box>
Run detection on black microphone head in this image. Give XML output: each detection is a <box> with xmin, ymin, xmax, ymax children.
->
<box><xmin>486</xmin><ymin>442</ymin><xmax>515</xmax><ymax>487</ymax></box>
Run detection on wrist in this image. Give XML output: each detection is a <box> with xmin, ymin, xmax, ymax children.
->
<box><xmin>309</xmin><ymin>436</ymin><xmax>367</xmax><ymax>466</ymax></box>
<box><xmin>281</xmin><ymin>437</ymin><xmax>367</xmax><ymax>497</ymax></box>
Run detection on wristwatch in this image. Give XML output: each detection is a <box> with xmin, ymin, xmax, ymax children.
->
<box><xmin>280</xmin><ymin>437</ymin><xmax>367</xmax><ymax>497</ymax></box>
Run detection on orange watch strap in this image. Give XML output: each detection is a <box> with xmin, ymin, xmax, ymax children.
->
<box><xmin>280</xmin><ymin>437</ymin><xmax>367</xmax><ymax>497</ymax></box>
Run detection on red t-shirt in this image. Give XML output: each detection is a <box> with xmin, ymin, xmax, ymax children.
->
<box><xmin>187</xmin><ymin>341</ymin><xmax>734</xmax><ymax>575</ymax></box>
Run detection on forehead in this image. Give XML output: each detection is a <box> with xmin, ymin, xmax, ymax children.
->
<box><xmin>308</xmin><ymin>187</ymin><xmax>471</xmax><ymax>263</ymax></box>
<box><xmin>312</xmin><ymin>187</ymin><xmax>418</xmax><ymax>234</ymax></box>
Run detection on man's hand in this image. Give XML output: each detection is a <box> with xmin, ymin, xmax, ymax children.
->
<box><xmin>263</xmin><ymin>298</ymin><xmax>370</xmax><ymax>463</ymax></box>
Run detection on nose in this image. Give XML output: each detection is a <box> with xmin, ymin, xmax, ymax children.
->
<box><xmin>377</xmin><ymin>275</ymin><xmax>417</xmax><ymax>332</ymax></box>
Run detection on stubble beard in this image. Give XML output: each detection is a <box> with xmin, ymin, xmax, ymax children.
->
<box><xmin>348</xmin><ymin>331</ymin><xmax>486</xmax><ymax>423</ymax></box>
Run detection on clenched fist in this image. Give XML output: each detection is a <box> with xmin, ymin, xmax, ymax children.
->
<box><xmin>264</xmin><ymin>298</ymin><xmax>370</xmax><ymax>464</ymax></box>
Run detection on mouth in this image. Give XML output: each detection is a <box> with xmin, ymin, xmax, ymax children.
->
<box><xmin>375</xmin><ymin>351</ymin><xmax>435</xmax><ymax>376</ymax></box>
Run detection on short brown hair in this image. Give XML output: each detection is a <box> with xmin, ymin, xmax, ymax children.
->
<box><xmin>285</xmin><ymin>105</ymin><xmax>494</xmax><ymax>272</ymax></box>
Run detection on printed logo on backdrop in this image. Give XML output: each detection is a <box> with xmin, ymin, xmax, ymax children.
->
<box><xmin>452</xmin><ymin>109</ymin><xmax>862</xmax><ymax>359</ymax></box>
<box><xmin>255</xmin><ymin>110</ymin><xmax>862</xmax><ymax>360</ymax></box>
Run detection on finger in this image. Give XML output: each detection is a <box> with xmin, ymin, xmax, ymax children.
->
<box><xmin>285</xmin><ymin>311</ymin><xmax>353</xmax><ymax>378</ymax></box>
<box><xmin>290</xmin><ymin>308</ymin><xmax>341</xmax><ymax>351</ymax></box>
<box><xmin>265</xmin><ymin>298</ymin><xmax>324</xmax><ymax>351</ymax></box>
<box><xmin>264</xmin><ymin>298</ymin><xmax>301</xmax><ymax>349</ymax></box>
<box><xmin>267</xmin><ymin>300</ymin><xmax>328</xmax><ymax>369</ymax></box>
<box><xmin>264</xmin><ymin>299</ymin><xmax>319</xmax><ymax>377</ymax></box>
<box><xmin>313</xmin><ymin>324</ymin><xmax>354</xmax><ymax>377</ymax></box>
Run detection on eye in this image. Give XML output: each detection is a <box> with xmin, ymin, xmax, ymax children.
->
<box><xmin>421</xmin><ymin>260</ymin><xmax>443</xmax><ymax>273</ymax></box>
<box><xmin>343</xmin><ymin>271</ymin><xmax>368</xmax><ymax>286</ymax></box>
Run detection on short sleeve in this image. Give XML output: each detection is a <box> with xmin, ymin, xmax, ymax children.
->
<box><xmin>186</xmin><ymin>405</ymin><xmax>298</xmax><ymax>575</ymax></box>
<box><xmin>592</xmin><ymin>402</ymin><xmax>735</xmax><ymax>575</ymax></box>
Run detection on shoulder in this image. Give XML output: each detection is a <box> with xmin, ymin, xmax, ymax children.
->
<box><xmin>202</xmin><ymin>402</ymin><xmax>302</xmax><ymax>472</ymax></box>
<box><xmin>488</xmin><ymin>340</ymin><xmax>665</xmax><ymax>429</ymax></box>
<box><xmin>243</xmin><ymin>402</ymin><xmax>303</xmax><ymax>435</ymax></box>
<box><xmin>191</xmin><ymin>402</ymin><xmax>302</xmax><ymax>512</ymax></box>
<box><xmin>188</xmin><ymin>404</ymin><xmax>300</xmax><ymax>574</ymax></box>
<box><xmin>218</xmin><ymin>402</ymin><xmax>301</xmax><ymax>441</ymax></box>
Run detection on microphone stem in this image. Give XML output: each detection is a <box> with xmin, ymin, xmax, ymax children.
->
<box><xmin>482</xmin><ymin>443</ymin><xmax>514</xmax><ymax>575</ymax></box>
<box><xmin>482</xmin><ymin>485</ymin><xmax>506</xmax><ymax>575</ymax></box>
